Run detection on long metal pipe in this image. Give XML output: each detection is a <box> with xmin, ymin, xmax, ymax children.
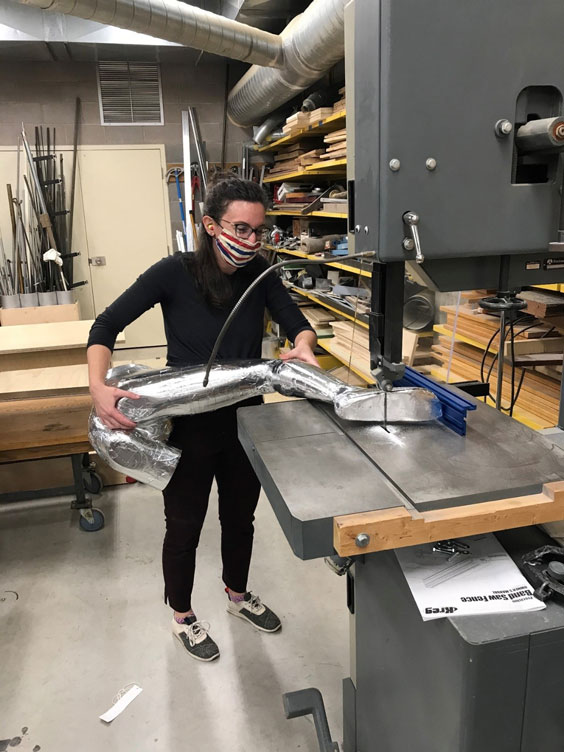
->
<box><xmin>227</xmin><ymin>0</ymin><xmax>347</xmax><ymax>126</ymax></box>
<box><xmin>18</xmin><ymin>0</ymin><xmax>283</xmax><ymax>68</ymax></box>
<box><xmin>18</xmin><ymin>0</ymin><xmax>347</xmax><ymax>127</ymax></box>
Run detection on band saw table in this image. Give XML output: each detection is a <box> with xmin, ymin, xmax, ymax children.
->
<box><xmin>238</xmin><ymin>396</ymin><xmax>564</xmax><ymax>752</ymax></box>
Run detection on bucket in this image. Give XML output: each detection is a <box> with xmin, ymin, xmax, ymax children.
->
<box><xmin>0</xmin><ymin>294</ymin><xmax>21</xmax><ymax>309</ymax></box>
<box><xmin>19</xmin><ymin>292</ymin><xmax>39</xmax><ymax>308</ymax></box>
<box><xmin>38</xmin><ymin>291</ymin><xmax>58</xmax><ymax>306</ymax></box>
<box><xmin>56</xmin><ymin>290</ymin><xmax>74</xmax><ymax>305</ymax></box>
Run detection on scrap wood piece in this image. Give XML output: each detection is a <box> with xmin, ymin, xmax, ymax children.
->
<box><xmin>520</xmin><ymin>288</ymin><xmax>564</xmax><ymax>318</ymax></box>
<box><xmin>334</xmin><ymin>481</ymin><xmax>564</xmax><ymax>557</ymax></box>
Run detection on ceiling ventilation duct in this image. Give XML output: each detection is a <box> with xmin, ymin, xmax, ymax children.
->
<box><xmin>18</xmin><ymin>0</ymin><xmax>346</xmax><ymax>126</ymax></box>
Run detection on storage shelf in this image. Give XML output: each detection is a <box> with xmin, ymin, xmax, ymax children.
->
<box><xmin>263</xmin><ymin>164</ymin><xmax>347</xmax><ymax>184</ymax></box>
<box><xmin>434</xmin><ymin>324</ymin><xmax>498</xmax><ymax>354</ymax></box>
<box><xmin>306</xmin><ymin>158</ymin><xmax>347</xmax><ymax>171</ymax></box>
<box><xmin>266</xmin><ymin>210</ymin><xmax>347</xmax><ymax>219</ymax></box>
<box><xmin>255</xmin><ymin>111</ymin><xmax>346</xmax><ymax>153</ymax></box>
<box><xmin>288</xmin><ymin>284</ymin><xmax>370</xmax><ymax>329</ymax></box>
<box><xmin>317</xmin><ymin>340</ymin><xmax>374</xmax><ymax>384</ymax></box>
<box><xmin>267</xmin><ymin>245</ymin><xmax>372</xmax><ymax>278</ymax></box>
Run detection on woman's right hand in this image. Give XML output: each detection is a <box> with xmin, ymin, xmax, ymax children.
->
<box><xmin>89</xmin><ymin>383</ymin><xmax>139</xmax><ymax>430</ymax></box>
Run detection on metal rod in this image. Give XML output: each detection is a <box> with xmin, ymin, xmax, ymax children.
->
<box><xmin>68</xmin><ymin>97</ymin><xmax>81</xmax><ymax>254</ymax></box>
<box><xmin>495</xmin><ymin>310</ymin><xmax>506</xmax><ymax>410</ymax></box>
<box><xmin>188</xmin><ymin>107</ymin><xmax>208</xmax><ymax>194</ymax></box>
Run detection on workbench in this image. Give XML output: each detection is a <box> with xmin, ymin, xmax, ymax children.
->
<box><xmin>0</xmin><ymin>323</ymin><xmax>128</xmax><ymax>531</ymax></box>
<box><xmin>237</xmin><ymin>396</ymin><xmax>564</xmax><ymax>752</ymax></box>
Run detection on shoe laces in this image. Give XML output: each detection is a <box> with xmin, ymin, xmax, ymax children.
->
<box><xmin>186</xmin><ymin>620</ymin><xmax>210</xmax><ymax>646</ymax></box>
<box><xmin>247</xmin><ymin>593</ymin><xmax>263</xmax><ymax>613</ymax></box>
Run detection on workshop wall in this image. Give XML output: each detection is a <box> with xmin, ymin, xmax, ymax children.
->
<box><xmin>0</xmin><ymin>51</ymin><xmax>251</xmax><ymax>237</ymax></box>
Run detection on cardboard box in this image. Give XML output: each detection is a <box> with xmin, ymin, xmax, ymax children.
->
<box><xmin>0</xmin><ymin>302</ymin><xmax>80</xmax><ymax>326</ymax></box>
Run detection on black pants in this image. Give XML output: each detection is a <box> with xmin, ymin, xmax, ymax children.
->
<box><xmin>162</xmin><ymin>403</ymin><xmax>261</xmax><ymax>612</ymax></box>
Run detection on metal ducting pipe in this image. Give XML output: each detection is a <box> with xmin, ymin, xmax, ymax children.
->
<box><xmin>18</xmin><ymin>0</ymin><xmax>347</xmax><ymax>127</ymax></box>
<box><xmin>18</xmin><ymin>0</ymin><xmax>283</xmax><ymax>68</ymax></box>
<box><xmin>227</xmin><ymin>0</ymin><xmax>347</xmax><ymax>126</ymax></box>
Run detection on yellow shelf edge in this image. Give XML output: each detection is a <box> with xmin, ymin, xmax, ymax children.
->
<box><xmin>305</xmin><ymin>158</ymin><xmax>347</xmax><ymax>171</ymax></box>
<box><xmin>290</xmin><ymin>286</ymin><xmax>369</xmax><ymax>329</ymax></box>
<box><xmin>263</xmin><ymin>166</ymin><xmax>347</xmax><ymax>183</ymax></box>
<box><xmin>255</xmin><ymin>111</ymin><xmax>347</xmax><ymax>153</ymax></box>
<box><xmin>266</xmin><ymin>210</ymin><xmax>347</xmax><ymax>219</ymax></box>
<box><xmin>267</xmin><ymin>245</ymin><xmax>372</xmax><ymax>278</ymax></box>
<box><xmin>433</xmin><ymin>324</ymin><xmax>498</xmax><ymax>353</ymax></box>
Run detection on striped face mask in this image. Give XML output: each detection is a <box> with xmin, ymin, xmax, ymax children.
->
<box><xmin>215</xmin><ymin>230</ymin><xmax>262</xmax><ymax>269</ymax></box>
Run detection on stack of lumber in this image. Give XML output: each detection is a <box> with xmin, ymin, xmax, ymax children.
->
<box><xmin>333</xmin><ymin>86</ymin><xmax>346</xmax><ymax>114</ymax></box>
<box><xmin>432</xmin><ymin>292</ymin><xmax>564</xmax><ymax>428</ymax></box>
<box><xmin>328</xmin><ymin>320</ymin><xmax>429</xmax><ymax>380</ymax></box>
<box><xmin>301</xmin><ymin>305</ymin><xmax>336</xmax><ymax>336</ymax></box>
<box><xmin>320</xmin><ymin>128</ymin><xmax>347</xmax><ymax>161</ymax></box>
<box><xmin>268</xmin><ymin>142</ymin><xmax>316</xmax><ymax>177</ymax></box>
<box><xmin>307</xmin><ymin>107</ymin><xmax>334</xmax><ymax>124</ymax></box>
<box><xmin>329</xmin><ymin>320</ymin><xmax>372</xmax><ymax>380</ymax></box>
<box><xmin>282</xmin><ymin>111</ymin><xmax>310</xmax><ymax>134</ymax></box>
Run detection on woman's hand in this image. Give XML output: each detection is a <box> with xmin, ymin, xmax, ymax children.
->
<box><xmin>280</xmin><ymin>330</ymin><xmax>320</xmax><ymax>367</ymax></box>
<box><xmin>89</xmin><ymin>383</ymin><xmax>139</xmax><ymax>430</ymax></box>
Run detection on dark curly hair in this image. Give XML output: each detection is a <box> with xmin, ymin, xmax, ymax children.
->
<box><xmin>185</xmin><ymin>174</ymin><xmax>268</xmax><ymax>308</ymax></box>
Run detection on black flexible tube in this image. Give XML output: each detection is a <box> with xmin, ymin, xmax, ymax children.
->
<box><xmin>202</xmin><ymin>251</ymin><xmax>376</xmax><ymax>386</ymax></box>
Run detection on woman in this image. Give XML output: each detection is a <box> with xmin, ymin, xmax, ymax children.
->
<box><xmin>87</xmin><ymin>176</ymin><xmax>318</xmax><ymax>662</ymax></box>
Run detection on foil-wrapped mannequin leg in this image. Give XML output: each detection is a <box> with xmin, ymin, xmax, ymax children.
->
<box><xmin>88</xmin><ymin>359</ymin><xmax>442</xmax><ymax>490</ymax></box>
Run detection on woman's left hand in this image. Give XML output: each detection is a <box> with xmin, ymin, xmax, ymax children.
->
<box><xmin>280</xmin><ymin>341</ymin><xmax>320</xmax><ymax>368</ymax></box>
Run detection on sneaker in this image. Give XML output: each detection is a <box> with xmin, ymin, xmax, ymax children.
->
<box><xmin>172</xmin><ymin>616</ymin><xmax>220</xmax><ymax>661</ymax></box>
<box><xmin>226</xmin><ymin>592</ymin><xmax>281</xmax><ymax>633</ymax></box>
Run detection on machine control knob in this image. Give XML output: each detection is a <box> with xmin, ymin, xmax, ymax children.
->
<box><xmin>548</xmin><ymin>560</ymin><xmax>564</xmax><ymax>583</ymax></box>
<box><xmin>402</xmin><ymin>211</ymin><xmax>424</xmax><ymax>264</ymax></box>
<box><xmin>355</xmin><ymin>533</ymin><xmax>371</xmax><ymax>548</ymax></box>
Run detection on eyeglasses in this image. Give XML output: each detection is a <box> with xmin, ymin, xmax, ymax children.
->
<box><xmin>216</xmin><ymin>218</ymin><xmax>268</xmax><ymax>240</ymax></box>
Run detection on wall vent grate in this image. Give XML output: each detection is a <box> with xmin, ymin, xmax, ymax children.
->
<box><xmin>97</xmin><ymin>62</ymin><xmax>163</xmax><ymax>126</ymax></box>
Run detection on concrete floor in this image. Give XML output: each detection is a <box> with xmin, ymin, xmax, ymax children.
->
<box><xmin>0</xmin><ymin>482</ymin><xmax>348</xmax><ymax>752</ymax></box>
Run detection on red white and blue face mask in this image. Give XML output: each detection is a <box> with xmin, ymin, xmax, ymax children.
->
<box><xmin>215</xmin><ymin>230</ymin><xmax>262</xmax><ymax>269</ymax></box>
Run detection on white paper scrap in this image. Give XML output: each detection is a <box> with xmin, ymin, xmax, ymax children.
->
<box><xmin>395</xmin><ymin>533</ymin><xmax>546</xmax><ymax>621</ymax></box>
<box><xmin>100</xmin><ymin>685</ymin><xmax>143</xmax><ymax>723</ymax></box>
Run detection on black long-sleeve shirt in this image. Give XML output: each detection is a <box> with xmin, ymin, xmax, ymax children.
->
<box><xmin>87</xmin><ymin>253</ymin><xmax>314</xmax><ymax>366</ymax></box>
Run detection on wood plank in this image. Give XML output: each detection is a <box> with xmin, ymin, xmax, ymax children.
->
<box><xmin>0</xmin><ymin>441</ymin><xmax>92</xmax><ymax>463</ymax></box>
<box><xmin>0</xmin><ymin>394</ymin><xmax>92</xmax><ymax>452</ymax></box>
<box><xmin>334</xmin><ymin>482</ymin><xmax>564</xmax><ymax>557</ymax></box>
<box><xmin>0</xmin><ymin>348</ymin><xmax>88</xmax><ymax>372</ymax></box>
<box><xmin>0</xmin><ymin>320</ymin><xmax>95</xmax><ymax>354</ymax></box>
<box><xmin>520</xmin><ymin>288</ymin><xmax>564</xmax><ymax>318</ymax></box>
<box><xmin>0</xmin><ymin>356</ymin><xmax>166</xmax><ymax>399</ymax></box>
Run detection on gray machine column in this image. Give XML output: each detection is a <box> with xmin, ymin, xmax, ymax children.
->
<box><xmin>344</xmin><ymin>527</ymin><xmax>564</xmax><ymax>752</ymax></box>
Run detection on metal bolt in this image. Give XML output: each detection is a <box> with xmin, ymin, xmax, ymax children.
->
<box><xmin>426</xmin><ymin>157</ymin><xmax>437</xmax><ymax>171</ymax></box>
<box><xmin>355</xmin><ymin>533</ymin><xmax>370</xmax><ymax>548</ymax></box>
<box><xmin>389</xmin><ymin>158</ymin><xmax>401</xmax><ymax>172</ymax></box>
<box><xmin>364</xmin><ymin>226</ymin><xmax>369</xmax><ymax>234</ymax></box>
<box><xmin>355</xmin><ymin>224</ymin><xmax>361</xmax><ymax>234</ymax></box>
<box><xmin>495</xmin><ymin>119</ymin><xmax>513</xmax><ymax>137</ymax></box>
<box><xmin>402</xmin><ymin>237</ymin><xmax>415</xmax><ymax>251</ymax></box>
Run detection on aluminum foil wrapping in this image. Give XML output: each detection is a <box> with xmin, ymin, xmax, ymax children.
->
<box><xmin>88</xmin><ymin>360</ymin><xmax>442</xmax><ymax>491</ymax></box>
<box><xmin>88</xmin><ymin>414</ymin><xmax>180</xmax><ymax>491</ymax></box>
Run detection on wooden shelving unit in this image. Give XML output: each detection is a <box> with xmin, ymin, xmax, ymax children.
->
<box><xmin>263</xmin><ymin>164</ymin><xmax>346</xmax><ymax>183</ymax></box>
<box><xmin>266</xmin><ymin>210</ymin><xmax>347</xmax><ymax>219</ymax></box>
<box><xmin>286</xmin><ymin>285</ymin><xmax>370</xmax><ymax>329</ymax></box>
<box><xmin>266</xmin><ymin>245</ymin><xmax>372</xmax><ymax>279</ymax></box>
<box><xmin>255</xmin><ymin>111</ymin><xmax>346</xmax><ymax>153</ymax></box>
